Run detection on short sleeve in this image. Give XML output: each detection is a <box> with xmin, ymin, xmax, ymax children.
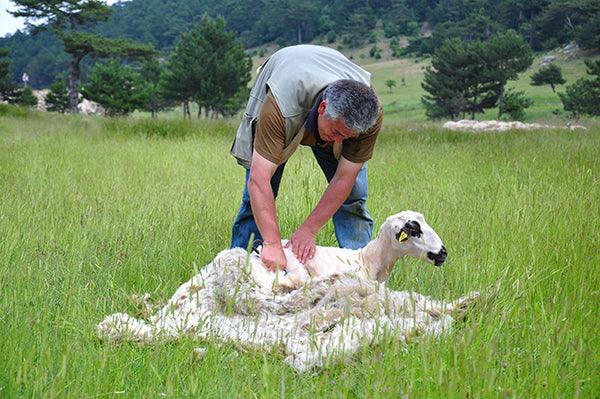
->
<box><xmin>253</xmin><ymin>92</ymin><xmax>286</xmax><ymax>165</ymax></box>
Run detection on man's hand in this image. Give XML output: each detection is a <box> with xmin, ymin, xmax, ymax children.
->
<box><xmin>261</xmin><ymin>241</ymin><xmax>287</xmax><ymax>272</ymax></box>
<box><xmin>288</xmin><ymin>157</ymin><xmax>362</xmax><ymax>264</ymax></box>
<box><xmin>288</xmin><ymin>225</ymin><xmax>316</xmax><ymax>264</ymax></box>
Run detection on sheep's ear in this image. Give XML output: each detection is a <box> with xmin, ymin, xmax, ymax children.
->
<box><xmin>403</xmin><ymin>220</ymin><xmax>423</xmax><ymax>238</ymax></box>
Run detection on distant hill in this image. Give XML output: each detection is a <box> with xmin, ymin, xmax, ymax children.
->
<box><xmin>1</xmin><ymin>0</ymin><xmax>598</xmax><ymax>88</ymax></box>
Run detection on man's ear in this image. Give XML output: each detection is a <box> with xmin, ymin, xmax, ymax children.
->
<box><xmin>317</xmin><ymin>100</ymin><xmax>327</xmax><ymax>115</ymax></box>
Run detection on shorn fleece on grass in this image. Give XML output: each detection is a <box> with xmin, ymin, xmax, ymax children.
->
<box><xmin>98</xmin><ymin>211</ymin><xmax>479</xmax><ymax>372</ymax></box>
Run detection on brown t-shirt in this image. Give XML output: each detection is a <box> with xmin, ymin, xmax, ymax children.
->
<box><xmin>254</xmin><ymin>92</ymin><xmax>383</xmax><ymax>166</ymax></box>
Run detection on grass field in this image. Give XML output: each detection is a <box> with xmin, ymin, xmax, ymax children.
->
<box><xmin>1</xmin><ymin>107</ymin><xmax>599</xmax><ymax>397</ymax></box>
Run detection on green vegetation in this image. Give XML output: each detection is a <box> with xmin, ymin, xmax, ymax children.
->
<box><xmin>138</xmin><ymin>60</ymin><xmax>174</xmax><ymax>118</ymax></box>
<box><xmin>367</xmin><ymin>54</ymin><xmax>600</xmax><ymax>123</ymax></box>
<box><xmin>1</xmin><ymin>0</ymin><xmax>599</xmax><ymax>88</ymax></box>
<box><xmin>10</xmin><ymin>0</ymin><xmax>155</xmax><ymax>111</ymax></box>
<box><xmin>0</xmin><ymin>47</ymin><xmax>32</xmax><ymax>105</ymax></box>
<box><xmin>385</xmin><ymin>79</ymin><xmax>397</xmax><ymax>93</ymax></box>
<box><xmin>559</xmin><ymin>59</ymin><xmax>600</xmax><ymax>117</ymax></box>
<box><xmin>1</xmin><ymin>111</ymin><xmax>599</xmax><ymax>397</ymax></box>
<box><xmin>14</xmin><ymin>84</ymin><xmax>37</xmax><ymax>107</ymax></box>
<box><xmin>0</xmin><ymin>47</ymin><xmax>17</xmax><ymax>102</ymax></box>
<box><xmin>81</xmin><ymin>60</ymin><xmax>147</xmax><ymax>116</ymax></box>
<box><xmin>160</xmin><ymin>15</ymin><xmax>251</xmax><ymax>119</ymax></box>
<box><xmin>500</xmin><ymin>89</ymin><xmax>533</xmax><ymax>121</ymax></box>
<box><xmin>45</xmin><ymin>80</ymin><xmax>70</xmax><ymax>113</ymax></box>
<box><xmin>530</xmin><ymin>64</ymin><xmax>566</xmax><ymax>92</ymax></box>
<box><xmin>421</xmin><ymin>31</ymin><xmax>533</xmax><ymax>120</ymax></box>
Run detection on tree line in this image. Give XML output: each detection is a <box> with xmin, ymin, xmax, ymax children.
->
<box><xmin>1</xmin><ymin>0</ymin><xmax>598</xmax><ymax>119</ymax></box>
<box><xmin>1</xmin><ymin>0</ymin><xmax>599</xmax><ymax>88</ymax></box>
<box><xmin>1</xmin><ymin>1</ymin><xmax>250</xmax><ymax>118</ymax></box>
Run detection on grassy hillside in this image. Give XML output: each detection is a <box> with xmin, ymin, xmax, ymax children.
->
<box><xmin>364</xmin><ymin>50</ymin><xmax>600</xmax><ymax>124</ymax></box>
<box><xmin>1</xmin><ymin>110</ymin><xmax>599</xmax><ymax>397</ymax></box>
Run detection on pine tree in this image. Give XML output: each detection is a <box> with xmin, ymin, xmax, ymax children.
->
<box><xmin>81</xmin><ymin>60</ymin><xmax>146</xmax><ymax>116</ymax></box>
<box><xmin>161</xmin><ymin>15</ymin><xmax>251</xmax><ymax>119</ymax></box>
<box><xmin>45</xmin><ymin>79</ymin><xmax>70</xmax><ymax>113</ymax></box>
<box><xmin>16</xmin><ymin>85</ymin><xmax>38</xmax><ymax>107</ymax></box>
<box><xmin>537</xmin><ymin>0</ymin><xmax>600</xmax><ymax>50</ymax></box>
<box><xmin>138</xmin><ymin>60</ymin><xmax>173</xmax><ymax>118</ymax></box>
<box><xmin>10</xmin><ymin>1</ymin><xmax>155</xmax><ymax>113</ymax></box>
<box><xmin>422</xmin><ymin>38</ymin><xmax>499</xmax><ymax>120</ymax></box>
<box><xmin>530</xmin><ymin>64</ymin><xmax>566</xmax><ymax>92</ymax></box>
<box><xmin>482</xmin><ymin>31</ymin><xmax>533</xmax><ymax>117</ymax></box>
<box><xmin>559</xmin><ymin>59</ymin><xmax>600</xmax><ymax>116</ymax></box>
<box><xmin>422</xmin><ymin>32</ymin><xmax>532</xmax><ymax>120</ymax></box>
<box><xmin>0</xmin><ymin>47</ymin><xmax>18</xmax><ymax>103</ymax></box>
<box><xmin>501</xmin><ymin>89</ymin><xmax>533</xmax><ymax>121</ymax></box>
<box><xmin>385</xmin><ymin>79</ymin><xmax>397</xmax><ymax>93</ymax></box>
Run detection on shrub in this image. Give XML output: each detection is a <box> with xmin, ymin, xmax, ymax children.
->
<box><xmin>0</xmin><ymin>103</ymin><xmax>31</xmax><ymax>117</ymax></box>
<box><xmin>390</xmin><ymin>37</ymin><xmax>404</xmax><ymax>58</ymax></box>
<box><xmin>558</xmin><ymin>59</ymin><xmax>600</xmax><ymax>117</ymax></box>
<box><xmin>368</xmin><ymin>32</ymin><xmax>378</xmax><ymax>44</ymax></box>
<box><xmin>530</xmin><ymin>64</ymin><xmax>566</xmax><ymax>93</ymax></box>
<box><xmin>501</xmin><ymin>89</ymin><xmax>533</xmax><ymax>121</ymax></box>
<box><xmin>81</xmin><ymin>60</ymin><xmax>146</xmax><ymax>116</ymax></box>
<box><xmin>15</xmin><ymin>86</ymin><xmax>38</xmax><ymax>107</ymax></box>
<box><xmin>369</xmin><ymin>46</ymin><xmax>382</xmax><ymax>59</ymax></box>
<box><xmin>45</xmin><ymin>80</ymin><xmax>70</xmax><ymax>113</ymax></box>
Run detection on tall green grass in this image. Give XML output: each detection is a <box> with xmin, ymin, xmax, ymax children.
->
<box><xmin>1</xmin><ymin>112</ymin><xmax>599</xmax><ymax>397</ymax></box>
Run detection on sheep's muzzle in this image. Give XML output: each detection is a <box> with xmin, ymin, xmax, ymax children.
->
<box><xmin>427</xmin><ymin>245</ymin><xmax>447</xmax><ymax>266</ymax></box>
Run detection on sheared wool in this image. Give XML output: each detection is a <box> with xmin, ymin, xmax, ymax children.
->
<box><xmin>443</xmin><ymin>119</ymin><xmax>586</xmax><ymax>132</ymax></box>
<box><xmin>98</xmin><ymin>248</ymin><xmax>478</xmax><ymax>372</ymax></box>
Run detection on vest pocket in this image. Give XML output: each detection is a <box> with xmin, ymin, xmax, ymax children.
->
<box><xmin>230</xmin><ymin>113</ymin><xmax>257</xmax><ymax>168</ymax></box>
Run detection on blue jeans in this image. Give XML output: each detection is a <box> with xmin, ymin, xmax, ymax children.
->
<box><xmin>230</xmin><ymin>146</ymin><xmax>373</xmax><ymax>250</ymax></box>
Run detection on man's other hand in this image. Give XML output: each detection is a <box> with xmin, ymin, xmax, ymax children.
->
<box><xmin>261</xmin><ymin>241</ymin><xmax>287</xmax><ymax>272</ymax></box>
<box><xmin>288</xmin><ymin>226</ymin><xmax>316</xmax><ymax>264</ymax></box>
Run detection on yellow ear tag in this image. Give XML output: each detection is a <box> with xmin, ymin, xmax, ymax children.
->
<box><xmin>399</xmin><ymin>230</ymin><xmax>408</xmax><ymax>242</ymax></box>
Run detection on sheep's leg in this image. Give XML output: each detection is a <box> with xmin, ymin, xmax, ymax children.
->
<box><xmin>419</xmin><ymin>291</ymin><xmax>480</xmax><ymax>320</ymax></box>
<box><xmin>97</xmin><ymin>313</ymin><xmax>154</xmax><ymax>343</ymax></box>
<box><xmin>445</xmin><ymin>291</ymin><xmax>480</xmax><ymax>320</ymax></box>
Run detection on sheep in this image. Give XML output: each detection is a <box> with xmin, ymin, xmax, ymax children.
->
<box><xmin>251</xmin><ymin>210</ymin><xmax>448</xmax><ymax>291</ymax></box>
<box><xmin>97</xmin><ymin>210</ymin><xmax>478</xmax><ymax>372</ymax></box>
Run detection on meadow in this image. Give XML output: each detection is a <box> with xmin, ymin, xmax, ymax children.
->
<box><xmin>1</xmin><ymin>104</ymin><xmax>599</xmax><ymax>397</ymax></box>
<box><xmin>364</xmin><ymin>50</ymin><xmax>600</xmax><ymax>124</ymax></box>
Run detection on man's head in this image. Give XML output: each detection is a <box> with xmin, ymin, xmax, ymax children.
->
<box><xmin>317</xmin><ymin>79</ymin><xmax>380</xmax><ymax>144</ymax></box>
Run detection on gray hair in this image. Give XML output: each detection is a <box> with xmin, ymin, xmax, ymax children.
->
<box><xmin>322</xmin><ymin>79</ymin><xmax>380</xmax><ymax>134</ymax></box>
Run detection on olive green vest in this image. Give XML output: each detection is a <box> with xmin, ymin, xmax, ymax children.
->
<box><xmin>230</xmin><ymin>45</ymin><xmax>371</xmax><ymax>169</ymax></box>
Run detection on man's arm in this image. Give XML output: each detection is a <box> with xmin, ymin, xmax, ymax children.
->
<box><xmin>248</xmin><ymin>150</ymin><xmax>287</xmax><ymax>272</ymax></box>
<box><xmin>290</xmin><ymin>156</ymin><xmax>363</xmax><ymax>263</ymax></box>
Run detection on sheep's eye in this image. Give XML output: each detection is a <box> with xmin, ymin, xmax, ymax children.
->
<box><xmin>404</xmin><ymin>220</ymin><xmax>423</xmax><ymax>237</ymax></box>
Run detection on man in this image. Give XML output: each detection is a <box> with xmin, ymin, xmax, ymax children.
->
<box><xmin>230</xmin><ymin>44</ymin><xmax>383</xmax><ymax>272</ymax></box>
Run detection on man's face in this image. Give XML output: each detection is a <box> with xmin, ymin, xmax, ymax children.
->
<box><xmin>316</xmin><ymin>100</ymin><xmax>357</xmax><ymax>144</ymax></box>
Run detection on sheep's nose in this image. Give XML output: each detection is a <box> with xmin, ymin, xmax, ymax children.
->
<box><xmin>427</xmin><ymin>245</ymin><xmax>447</xmax><ymax>266</ymax></box>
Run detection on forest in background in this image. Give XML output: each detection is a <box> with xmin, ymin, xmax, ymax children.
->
<box><xmin>1</xmin><ymin>0</ymin><xmax>599</xmax><ymax>88</ymax></box>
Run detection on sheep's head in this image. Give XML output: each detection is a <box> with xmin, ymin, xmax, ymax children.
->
<box><xmin>382</xmin><ymin>210</ymin><xmax>447</xmax><ymax>266</ymax></box>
